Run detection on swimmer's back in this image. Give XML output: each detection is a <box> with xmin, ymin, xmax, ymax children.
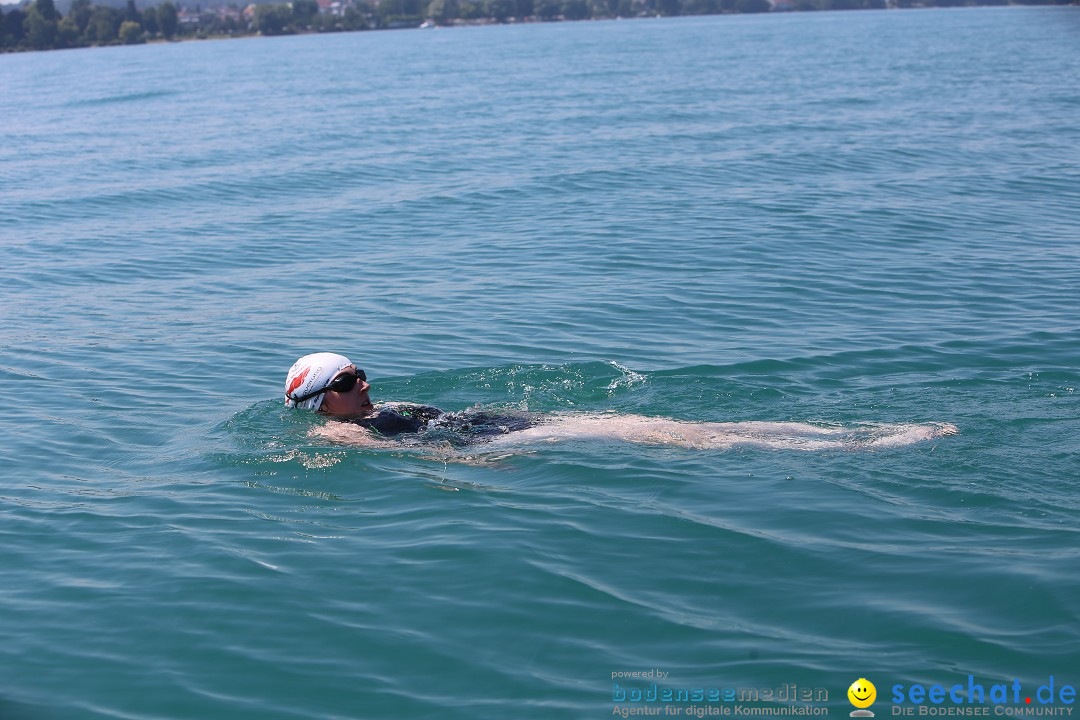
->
<box><xmin>349</xmin><ymin>403</ymin><xmax>538</xmax><ymax>444</ymax></box>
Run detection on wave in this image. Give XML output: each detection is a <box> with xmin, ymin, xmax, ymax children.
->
<box><xmin>65</xmin><ymin>89</ymin><xmax>182</xmax><ymax>108</ymax></box>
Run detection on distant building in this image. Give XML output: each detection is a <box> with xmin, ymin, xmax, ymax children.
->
<box><xmin>177</xmin><ymin>7</ymin><xmax>201</xmax><ymax>24</ymax></box>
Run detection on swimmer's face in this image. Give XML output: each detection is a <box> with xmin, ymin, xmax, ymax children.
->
<box><xmin>319</xmin><ymin>365</ymin><xmax>375</xmax><ymax>419</ymax></box>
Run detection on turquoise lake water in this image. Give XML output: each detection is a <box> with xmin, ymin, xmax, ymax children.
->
<box><xmin>2</xmin><ymin>7</ymin><xmax>1079</xmax><ymax>719</ymax></box>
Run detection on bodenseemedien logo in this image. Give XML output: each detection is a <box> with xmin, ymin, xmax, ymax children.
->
<box><xmin>849</xmin><ymin>678</ymin><xmax>877</xmax><ymax>717</ymax></box>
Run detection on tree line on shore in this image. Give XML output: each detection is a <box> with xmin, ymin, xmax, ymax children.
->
<box><xmin>2</xmin><ymin>0</ymin><xmax>174</xmax><ymax>49</ymax></box>
<box><xmin>0</xmin><ymin>0</ymin><xmax>1070</xmax><ymax>52</ymax></box>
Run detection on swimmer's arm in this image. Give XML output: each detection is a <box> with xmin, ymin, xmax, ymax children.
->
<box><xmin>311</xmin><ymin>421</ymin><xmax>397</xmax><ymax>448</ymax></box>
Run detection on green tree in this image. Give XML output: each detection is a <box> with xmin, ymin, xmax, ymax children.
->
<box><xmin>205</xmin><ymin>12</ymin><xmax>240</xmax><ymax>33</ymax></box>
<box><xmin>425</xmin><ymin>0</ymin><xmax>455</xmax><ymax>21</ymax></box>
<box><xmin>254</xmin><ymin>3</ymin><xmax>293</xmax><ymax>34</ymax></box>
<box><xmin>57</xmin><ymin>16</ymin><xmax>79</xmax><ymax>45</ymax></box>
<box><xmin>292</xmin><ymin>0</ymin><xmax>318</xmax><ymax>26</ymax></box>
<box><xmin>485</xmin><ymin>0</ymin><xmax>513</xmax><ymax>19</ymax></box>
<box><xmin>86</xmin><ymin>5</ymin><xmax>121</xmax><ymax>42</ymax></box>
<box><xmin>119</xmin><ymin>19</ymin><xmax>143</xmax><ymax>41</ymax></box>
<box><xmin>682</xmin><ymin>0</ymin><xmax>717</xmax><ymax>12</ymax></box>
<box><xmin>143</xmin><ymin>6</ymin><xmax>159</xmax><ymax>33</ymax></box>
<box><xmin>560</xmin><ymin>0</ymin><xmax>589</xmax><ymax>16</ymax></box>
<box><xmin>341</xmin><ymin>4</ymin><xmax>370</xmax><ymax>28</ymax></box>
<box><xmin>734</xmin><ymin>0</ymin><xmax>769</xmax><ymax>10</ymax></box>
<box><xmin>588</xmin><ymin>0</ymin><xmax>615</xmax><ymax>15</ymax></box>
<box><xmin>36</xmin><ymin>0</ymin><xmax>60</xmax><ymax>22</ymax></box>
<box><xmin>4</xmin><ymin>8</ymin><xmax>25</xmax><ymax>45</ymax></box>
<box><xmin>312</xmin><ymin>12</ymin><xmax>337</xmax><ymax>30</ymax></box>
<box><xmin>125</xmin><ymin>0</ymin><xmax>142</xmax><ymax>24</ymax></box>
<box><xmin>0</xmin><ymin>6</ymin><xmax>7</xmax><ymax>48</ymax></box>
<box><xmin>376</xmin><ymin>0</ymin><xmax>422</xmax><ymax>25</ymax></box>
<box><xmin>458</xmin><ymin>0</ymin><xmax>484</xmax><ymax>16</ymax></box>
<box><xmin>5</xmin><ymin>8</ymin><xmax>28</xmax><ymax>46</ymax></box>
<box><xmin>68</xmin><ymin>0</ymin><xmax>92</xmax><ymax>32</ymax></box>
<box><xmin>157</xmin><ymin>1</ymin><xmax>177</xmax><ymax>38</ymax></box>
<box><xmin>25</xmin><ymin>3</ymin><xmax>59</xmax><ymax>49</ymax></box>
<box><xmin>535</xmin><ymin>0</ymin><xmax>559</xmax><ymax>17</ymax></box>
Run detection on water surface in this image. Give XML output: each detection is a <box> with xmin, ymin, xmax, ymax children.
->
<box><xmin>2</xmin><ymin>8</ymin><xmax>1079</xmax><ymax>719</ymax></box>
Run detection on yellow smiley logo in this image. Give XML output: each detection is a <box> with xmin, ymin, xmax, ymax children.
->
<box><xmin>848</xmin><ymin>678</ymin><xmax>877</xmax><ymax>714</ymax></box>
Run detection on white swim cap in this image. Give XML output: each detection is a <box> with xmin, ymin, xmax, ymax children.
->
<box><xmin>284</xmin><ymin>352</ymin><xmax>353</xmax><ymax>411</ymax></box>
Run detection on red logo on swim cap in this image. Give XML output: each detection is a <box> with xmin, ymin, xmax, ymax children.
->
<box><xmin>287</xmin><ymin>367</ymin><xmax>311</xmax><ymax>398</ymax></box>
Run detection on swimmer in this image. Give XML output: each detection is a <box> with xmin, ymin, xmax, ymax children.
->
<box><xmin>284</xmin><ymin>352</ymin><xmax>958</xmax><ymax>451</ymax></box>
<box><xmin>284</xmin><ymin>352</ymin><xmax>537</xmax><ymax>446</ymax></box>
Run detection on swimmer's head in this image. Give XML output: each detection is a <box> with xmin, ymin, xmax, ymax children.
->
<box><xmin>284</xmin><ymin>353</ymin><xmax>374</xmax><ymax>417</ymax></box>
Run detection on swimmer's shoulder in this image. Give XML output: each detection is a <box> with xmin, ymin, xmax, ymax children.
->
<box><xmin>349</xmin><ymin>404</ymin><xmax>436</xmax><ymax>437</ymax></box>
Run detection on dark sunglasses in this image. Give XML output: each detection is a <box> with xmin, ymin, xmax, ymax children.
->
<box><xmin>290</xmin><ymin>369</ymin><xmax>367</xmax><ymax>404</ymax></box>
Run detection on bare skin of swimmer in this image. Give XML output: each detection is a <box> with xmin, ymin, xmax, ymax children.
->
<box><xmin>314</xmin><ymin>409</ymin><xmax>959</xmax><ymax>452</ymax></box>
<box><xmin>319</xmin><ymin>364</ymin><xmax>375</xmax><ymax>418</ymax></box>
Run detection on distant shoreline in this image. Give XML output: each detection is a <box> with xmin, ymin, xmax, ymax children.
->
<box><xmin>0</xmin><ymin>0</ymin><xmax>1074</xmax><ymax>55</ymax></box>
